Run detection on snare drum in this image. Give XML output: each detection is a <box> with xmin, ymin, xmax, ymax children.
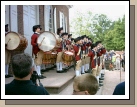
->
<box><xmin>62</xmin><ymin>51</ymin><xmax>74</xmax><ymax>65</ymax></box>
<box><xmin>42</xmin><ymin>52</ymin><xmax>57</xmax><ymax>64</ymax></box>
<box><xmin>5</xmin><ymin>32</ymin><xmax>28</xmax><ymax>51</ymax></box>
<box><xmin>50</xmin><ymin>52</ymin><xmax>57</xmax><ymax>64</ymax></box>
<box><xmin>51</xmin><ymin>52</ymin><xmax>57</xmax><ymax>59</ymax></box>
<box><xmin>42</xmin><ymin>51</ymin><xmax>52</xmax><ymax>64</ymax></box>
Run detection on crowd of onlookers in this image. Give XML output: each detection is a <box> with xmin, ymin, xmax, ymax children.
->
<box><xmin>5</xmin><ymin>53</ymin><xmax>125</xmax><ymax>95</ymax></box>
<box><xmin>104</xmin><ymin>50</ymin><xmax>125</xmax><ymax>71</ymax></box>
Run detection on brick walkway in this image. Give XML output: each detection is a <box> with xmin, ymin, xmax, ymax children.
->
<box><xmin>101</xmin><ymin>69</ymin><xmax>125</xmax><ymax>95</ymax></box>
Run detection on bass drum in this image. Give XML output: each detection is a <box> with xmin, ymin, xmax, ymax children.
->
<box><xmin>37</xmin><ymin>31</ymin><xmax>57</xmax><ymax>52</ymax></box>
<box><xmin>5</xmin><ymin>32</ymin><xmax>28</xmax><ymax>51</ymax></box>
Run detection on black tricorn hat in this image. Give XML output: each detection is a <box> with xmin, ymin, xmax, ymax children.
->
<box><xmin>5</xmin><ymin>24</ymin><xmax>8</xmax><ymax>28</ymax></box>
<box><xmin>91</xmin><ymin>43</ymin><xmax>97</xmax><ymax>49</ymax></box>
<box><xmin>71</xmin><ymin>38</ymin><xmax>75</xmax><ymax>41</ymax></box>
<box><xmin>83</xmin><ymin>35</ymin><xmax>86</xmax><ymax>38</ymax></box>
<box><xmin>57</xmin><ymin>27</ymin><xmax>63</xmax><ymax>35</ymax></box>
<box><xmin>61</xmin><ymin>32</ymin><xmax>68</xmax><ymax>37</ymax></box>
<box><xmin>57</xmin><ymin>27</ymin><xmax>63</xmax><ymax>31</ymax></box>
<box><xmin>95</xmin><ymin>41</ymin><xmax>102</xmax><ymax>46</ymax></box>
<box><xmin>33</xmin><ymin>25</ymin><xmax>42</xmax><ymax>32</ymax></box>
<box><xmin>74</xmin><ymin>37</ymin><xmax>81</xmax><ymax>43</ymax></box>
<box><xmin>80</xmin><ymin>36</ymin><xmax>84</xmax><ymax>40</ymax></box>
<box><xmin>68</xmin><ymin>34</ymin><xmax>72</xmax><ymax>37</ymax></box>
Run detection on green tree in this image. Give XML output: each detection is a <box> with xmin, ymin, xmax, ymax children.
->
<box><xmin>104</xmin><ymin>15</ymin><xmax>125</xmax><ymax>51</ymax></box>
<box><xmin>70</xmin><ymin>11</ymin><xmax>125</xmax><ymax>51</ymax></box>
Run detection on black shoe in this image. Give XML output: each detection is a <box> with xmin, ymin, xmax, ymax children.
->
<box><xmin>99</xmin><ymin>78</ymin><xmax>104</xmax><ymax>80</ymax></box>
<box><xmin>101</xmin><ymin>75</ymin><xmax>104</xmax><ymax>78</ymax></box>
<box><xmin>41</xmin><ymin>75</ymin><xmax>46</xmax><ymax>78</ymax></box>
<box><xmin>99</xmin><ymin>80</ymin><xmax>103</xmax><ymax>83</ymax></box>
<box><xmin>99</xmin><ymin>84</ymin><xmax>103</xmax><ymax>87</ymax></box>
<box><xmin>41</xmin><ymin>69</ymin><xmax>45</xmax><ymax>72</ymax></box>
<box><xmin>7</xmin><ymin>74</ymin><xmax>13</xmax><ymax>77</ymax></box>
<box><xmin>38</xmin><ymin>75</ymin><xmax>45</xmax><ymax>79</ymax></box>
<box><xmin>53</xmin><ymin>65</ymin><xmax>56</xmax><ymax>68</ymax></box>
<box><xmin>5</xmin><ymin>75</ymin><xmax>9</xmax><ymax>78</ymax></box>
<box><xmin>85</xmin><ymin>70</ymin><xmax>89</xmax><ymax>73</ymax></box>
<box><xmin>63</xmin><ymin>69</ymin><xmax>67</xmax><ymax>73</ymax></box>
<box><xmin>81</xmin><ymin>73</ymin><xmax>85</xmax><ymax>74</ymax></box>
<box><xmin>57</xmin><ymin>70</ymin><xmax>64</xmax><ymax>73</ymax></box>
<box><xmin>101</xmin><ymin>73</ymin><xmax>105</xmax><ymax>76</ymax></box>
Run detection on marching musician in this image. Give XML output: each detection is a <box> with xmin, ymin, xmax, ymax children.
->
<box><xmin>95</xmin><ymin>41</ymin><xmax>103</xmax><ymax>85</ymax></box>
<box><xmin>57</xmin><ymin>27</ymin><xmax>64</xmax><ymax>37</ymax></box>
<box><xmin>73</xmin><ymin>37</ymin><xmax>82</xmax><ymax>76</ymax></box>
<box><xmin>71</xmin><ymin>38</ymin><xmax>75</xmax><ymax>46</ymax></box>
<box><xmin>96</xmin><ymin>41</ymin><xmax>106</xmax><ymax>86</ymax></box>
<box><xmin>5</xmin><ymin>24</ymin><xmax>13</xmax><ymax>78</ymax></box>
<box><xmin>61</xmin><ymin>32</ymin><xmax>71</xmax><ymax>71</ymax></box>
<box><xmin>68</xmin><ymin>34</ymin><xmax>72</xmax><ymax>42</ymax></box>
<box><xmin>88</xmin><ymin>43</ymin><xmax>96</xmax><ymax>76</ymax></box>
<box><xmin>56</xmin><ymin>27</ymin><xmax>66</xmax><ymax>73</ymax></box>
<box><xmin>80</xmin><ymin>35</ymin><xmax>86</xmax><ymax>74</ymax></box>
<box><xmin>85</xmin><ymin>37</ymin><xmax>92</xmax><ymax>73</ymax></box>
<box><xmin>31</xmin><ymin>25</ymin><xmax>46</xmax><ymax>79</ymax></box>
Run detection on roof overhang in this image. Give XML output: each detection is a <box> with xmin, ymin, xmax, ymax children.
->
<box><xmin>66</xmin><ymin>5</ymin><xmax>73</xmax><ymax>9</ymax></box>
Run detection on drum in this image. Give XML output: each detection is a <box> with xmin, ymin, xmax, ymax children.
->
<box><xmin>5</xmin><ymin>32</ymin><xmax>28</xmax><ymax>51</ymax></box>
<box><xmin>37</xmin><ymin>31</ymin><xmax>57</xmax><ymax>52</ymax></box>
<box><xmin>62</xmin><ymin>51</ymin><xmax>74</xmax><ymax>65</ymax></box>
<box><xmin>42</xmin><ymin>51</ymin><xmax>52</xmax><ymax>64</ymax></box>
<box><xmin>50</xmin><ymin>52</ymin><xmax>57</xmax><ymax>59</ymax></box>
<box><xmin>42</xmin><ymin>52</ymin><xmax>57</xmax><ymax>64</ymax></box>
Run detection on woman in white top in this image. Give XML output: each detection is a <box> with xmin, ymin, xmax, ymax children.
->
<box><xmin>115</xmin><ymin>54</ymin><xmax>120</xmax><ymax>70</ymax></box>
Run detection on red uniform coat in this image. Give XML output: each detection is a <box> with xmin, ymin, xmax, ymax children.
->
<box><xmin>97</xmin><ymin>49</ymin><xmax>102</xmax><ymax>66</ymax></box>
<box><xmin>66</xmin><ymin>40</ymin><xmax>71</xmax><ymax>45</ymax></box>
<box><xmin>56</xmin><ymin>42</ymin><xmax>62</xmax><ymax>53</ymax></box>
<box><xmin>31</xmin><ymin>33</ymin><xmax>40</xmax><ymax>56</ymax></box>
<box><xmin>88</xmin><ymin>50</ymin><xmax>95</xmax><ymax>69</ymax></box>
<box><xmin>81</xmin><ymin>43</ymin><xmax>86</xmax><ymax>55</ymax></box>
<box><xmin>73</xmin><ymin>45</ymin><xmax>81</xmax><ymax>61</ymax></box>
<box><xmin>102</xmin><ymin>48</ymin><xmax>106</xmax><ymax>54</ymax></box>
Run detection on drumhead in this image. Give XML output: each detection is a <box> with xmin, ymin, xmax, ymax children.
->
<box><xmin>5</xmin><ymin>32</ymin><xmax>20</xmax><ymax>50</ymax></box>
<box><xmin>65</xmin><ymin>51</ymin><xmax>74</xmax><ymax>55</ymax></box>
<box><xmin>37</xmin><ymin>31</ymin><xmax>57</xmax><ymax>52</ymax></box>
<box><xmin>51</xmin><ymin>52</ymin><xmax>56</xmax><ymax>54</ymax></box>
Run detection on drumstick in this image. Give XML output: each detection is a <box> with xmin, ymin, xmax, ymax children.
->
<box><xmin>6</xmin><ymin>38</ymin><xmax>11</xmax><ymax>44</ymax></box>
<box><xmin>40</xmin><ymin>37</ymin><xmax>45</xmax><ymax>45</ymax></box>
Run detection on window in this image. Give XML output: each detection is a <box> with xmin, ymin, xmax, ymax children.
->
<box><xmin>59</xmin><ymin>11</ymin><xmax>65</xmax><ymax>32</ymax></box>
<box><xmin>65</xmin><ymin>17</ymin><xmax>67</xmax><ymax>32</ymax></box>
<box><xmin>5</xmin><ymin>5</ymin><xmax>18</xmax><ymax>32</ymax></box>
<box><xmin>53</xmin><ymin>8</ymin><xmax>57</xmax><ymax>33</ymax></box>
<box><xmin>44</xmin><ymin>5</ymin><xmax>53</xmax><ymax>32</ymax></box>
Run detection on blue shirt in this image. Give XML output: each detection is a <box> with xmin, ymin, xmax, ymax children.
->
<box><xmin>113</xmin><ymin>81</ymin><xmax>125</xmax><ymax>95</ymax></box>
<box><xmin>5</xmin><ymin>79</ymin><xmax>50</xmax><ymax>95</ymax></box>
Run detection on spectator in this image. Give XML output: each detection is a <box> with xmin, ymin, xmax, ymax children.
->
<box><xmin>109</xmin><ymin>62</ymin><xmax>113</xmax><ymax>71</ymax></box>
<box><xmin>5</xmin><ymin>53</ymin><xmax>49</xmax><ymax>95</ymax></box>
<box><xmin>113</xmin><ymin>81</ymin><xmax>125</xmax><ymax>95</ymax></box>
<box><xmin>115</xmin><ymin>54</ymin><xmax>121</xmax><ymax>70</ymax></box>
<box><xmin>112</xmin><ymin>53</ymin><xmax>116</xmax><ymax>68</ymax></box>
<box><xmin>73</xmin><ymin>74</ymin><xmax>99</xmax><ymax>95</ymax></box>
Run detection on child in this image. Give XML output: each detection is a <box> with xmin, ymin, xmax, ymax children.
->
<box><xmin>109</xmin><ymin>62</ymin><xmax>113</xmax><ymax>71</ymax></box>
<box><xmin>73</xmin><ymin>74</ymin><xmax>99</xmax><ymax>95</ymax></box>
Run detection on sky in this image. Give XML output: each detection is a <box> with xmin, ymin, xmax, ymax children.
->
<box><xmin>69</xmin><ymin>5</ymin><xmax>125</xmax><ymax>22</ymax></box>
